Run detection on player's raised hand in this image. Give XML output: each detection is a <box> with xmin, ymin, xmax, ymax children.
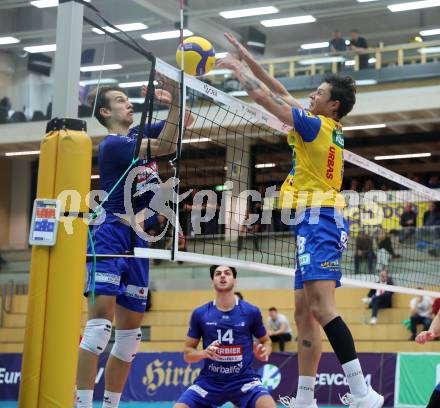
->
<box><xmin>216</xmin><ymin>54</ymin><xmax>241</xmax><ymax>72</ymax></box>
<box><xmin>415</xmin><ymin>330</ymin><xmax>435</xmax><ymax>344</ymax></box>
<box><xmin>253</xmin><ymin>342</ymin><xmax>269</xmax><ymax>362</ymax></box>
<box><xmin>155</xmin><ymin>89</ymin><xmax>173</xmax><ymax>104</ymax></box>
<box><xmin>140</xmin><ymin>84</ymin><xmax>173</xmax><ymax>105</ymax></box>
<box><xmin>204</xmin><ymin>340</ymin><xmax>221</xmax><ymax>360</ymax></box>
<box><xmin>157</xmin><ymin>75</ymin><xmax>177</xmax><ymax>94</ymax></box>
<box><xmin>184</xmin><ymin>110</ymin><xmax>194</xmax><ymax>128</ymax></box>
<box><xmin>224</xmin><ymin>32</ymin><xmax>252</xmax><ymax>61</ymax></box>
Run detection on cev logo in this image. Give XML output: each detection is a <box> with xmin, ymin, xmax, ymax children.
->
<box><xmin>258</xmin><ymin>364</ymin><xmax>281</xmax><ymax>391</ymax></box>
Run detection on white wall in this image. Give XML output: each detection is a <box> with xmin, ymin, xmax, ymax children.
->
<box><xmin>8</xmin><ymin>159</ymin><xmax>31</xmax><ymax>249</ymax></box>
<box><xmin>10</xmin><ymin>56</ymin><xmax>53</xmax><ymax>115</ymax></box>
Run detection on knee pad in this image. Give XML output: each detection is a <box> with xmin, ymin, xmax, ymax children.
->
<box><xmin>80</xmin><ymin>318</ymin><xmax>112</xmax><ymax>355</ymax></box>
<box><xmin>110</xmin><ymin>328</ymin><xmax>142</xmax><ymax>363</ymax></box>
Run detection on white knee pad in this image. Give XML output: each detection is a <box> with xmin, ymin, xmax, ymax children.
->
<box><xmin>80</xmin><ymin>318</ymin><xmax>112</xmax><ymax>355</ymax></box>
<box><xmin>110</xmin><ymin>328</ymin><xmax>142</xmax><ymax>363</ymax></box>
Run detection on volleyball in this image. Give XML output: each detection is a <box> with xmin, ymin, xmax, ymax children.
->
<box><xmin>176</xmin><ymin>36</ymin><xmax>216</xmax><ymax>76</ymax></box>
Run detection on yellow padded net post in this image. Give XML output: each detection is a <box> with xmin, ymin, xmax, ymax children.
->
<box><xmin>19</xmin><ymin>118</ymin><xmax>91</xmax><ymax>408</ymax></box>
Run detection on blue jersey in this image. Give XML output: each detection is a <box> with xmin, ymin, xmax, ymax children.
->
<box><xmin>98</xmin><ymin>122</ymin><xmax>165</xmax><ymax>216</ymax></box>
<box><xmin>188</xmin><ymin>299</ymin><xmax>266</xmax><ymax>382</ymax></box>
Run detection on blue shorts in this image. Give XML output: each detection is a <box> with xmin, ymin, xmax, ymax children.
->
<box><xmin>85</xmin><ymin>220</ymin><xmax>149</xmax><ymax>312</ymax></box>
<box><xmin>293</xmin><ymin>207</ymin><xmax>349</xmax><ymax>290</ymax></box>
<box><xmin>177</xmin><ymin>376</ymin><xmax>271</xmax><ymax>408</ymax></box>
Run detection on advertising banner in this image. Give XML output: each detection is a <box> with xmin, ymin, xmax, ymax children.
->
<box><xmin>0</xmin><ymin>353</ymin><xmax>21</xmax><ymax>400</ymax></box>
<box><xmin>345</xmin><ymin>201</ymin><xmax>430</xmax><ymax>235</ymax></box>
<box><xmin>395</xmin><ymin>352</ymin><xmax>440</xmax><ymax>407</ymax></box>
<box><xmin>0</xmin><ymin>352</ymin><xmax>395</xmax><ymax>405</ymax></box>
<box><xmin>254</xmin><ymin>352</ymin><xmax>396</xmax><ymax>406</ymax></box>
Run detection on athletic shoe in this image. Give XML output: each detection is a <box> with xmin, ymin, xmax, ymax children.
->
<box><xmin>279</xmin><ymin>395</ymin><xmax>318</xmax><ymax>408</ymax></box>
<box><xmin>362</xmin><ymin>297</ymin><xmax>371</xmax><ymax>305</ymax></box>
<box><xmin>339</xmin><ymin>385</ymin><xmax>384</xmax><ymax>408</ymax></box>
<box><xmin>369</xmin><ymin>317</ymin><xmax>377</xmax><ymax>325</ymax></box>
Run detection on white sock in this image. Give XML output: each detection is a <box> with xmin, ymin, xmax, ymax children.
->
<box><xmin>342</xmin><ymin>359</ymin><xmax>368</xmax><ymax>397</ymax></box>
<box><xmin>76</xmin><ymin>389</ymin><xmax>93</xmax><ymax>408</ymax></box>
<box><xmin>296</xmin><ymin>375</ymin><xmax>315</xmax><ymax>404</ymax></box>
<box><xmin>102</xmin><ymin>390</ymin><xmax>122</xmax><ymax>408</ymax></box>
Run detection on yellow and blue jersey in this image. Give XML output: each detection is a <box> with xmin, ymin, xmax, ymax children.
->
<box><xmin>279</xmin><ymin>108</ymin><xmax>345</xmax><ymax>209</ymax></box>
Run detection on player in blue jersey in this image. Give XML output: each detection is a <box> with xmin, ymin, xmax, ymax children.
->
<box><xmin>174</xmin><ymin>265</ymin><xmax>276</xmax><ymax>408</ymax></box>
<box><xmin>76</xmin><ymin>82</ymin><xmax>193</xmax><ymax>408</ymax></box>
<box><xmin>219</xmin><ymin>33</ymin><xmax>383</xmax><ymax>408</ymax></box>
<box><xmin>416</xmin><ymin>308</ymin><xmax>440</xmax><ymax>407</ymax></box>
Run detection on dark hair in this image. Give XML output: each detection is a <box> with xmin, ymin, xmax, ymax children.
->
<box><xmin>269</xmin><ymin>307</ymin><xmax>277</xmax><ymax>312</ymax></box>
<box><xmin>92</xmin><ymin>86</ymin><xmax>126</xmax><ymax>127</ymax></box>
<box><xmin>234</xmin><ymin>291</ymin><xmax>244</xmax><ymax>300</ymax></box>
<box><xmin>209</xmin><ymin>265</ymin><xmax>237</xmax><ymax>279</ymax></box>
<box><xmin>351</xmin><ymin>29</ymin><xmax>360</xmax><ymax>34</ymax></box>
<box><xmin>323</xmin><ymin>74</ymin><xmax>356</xmax><ymax>119</ymax></box>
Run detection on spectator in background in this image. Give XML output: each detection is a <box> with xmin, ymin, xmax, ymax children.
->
<box><xmin>238</xmin><ymin>208</ymin><xmax>260</xmax><ymax>251</ymax></box>
<box><xmin>329</xmin><ymin>29</ymin><xmax>347</xmax><ymax>53</ymax></box>
<box><xmin>0</xmin><ymin>97</ymin><xmax>11</xmax><ymax>123</ymax></box>
<box><xmin>380</xmin><ymin>182</ymin><xmax>389</xmax><ymax>192</ymax></box>
<box><xmin>376</xmin><ymin>228</ymin><xmax>399</xmax><ymax>271</ymax></box>
<box><xmin>362</xmin><ymin>269</ymin><xmax>393</xmax><ymax>325</ymax></box>
<box><xmin>419</xmin><ymin>202</ymin><xmax>440</xmax><ymax>251</ymax></box>
<box><xmin>399</xmin><ymin>203</ymin><xmax>417</xmax><ymax>243</ymax></box>
<box><xmin>423</xmin><ymin>202</ymin><xmax>440</xmax><ymax>228</ymax></box>
<box><xmin>187</xmin><ymin>189</ymin><xmax>203</xmax><ymax>237</ymax></box>
<box><xmin>409</xmin><ymin>294</ymin><xmax>433</xmax><ymax>340</ymax></box>
<box><xmin>266</xmin><ymin>307</ymin><xmax>293</xmax><ymax>352</ymax></box>
<box><xmin>354</xmin><ymin>230</ymin><xmax>375</xmax><ymax>274</ymax></box>
<box><xmin>428</xmin><ymin>175</ymin><xmax>440</xmax><ymax>189</ymax></box>
<box><xmin>411</xmin><ymin>174</ymin><xmax>422</xmax><ymax>184</ymax></box>
<box><xmin>349</xmin><ymin>178</ymin><xmax>361</xmax><ymax>192</ymax></box>
<box><xmin>251</xmin><ymin>201</ymin><xmax>263</xmax><ymax>249</ymax></box>
<box><xmin>362</xmin><ymin>178</ymin><xmax>375</xmax><ymax>192</ymax></box>
<box><xmin>349</xmin><ymin>29</ymin><xmax>369</xmax><ymax>69</ymax></box>
<box><xmin>329</xmin><ymin>30</ymin><xmax>347</xmax><ymax>72</ymax></box>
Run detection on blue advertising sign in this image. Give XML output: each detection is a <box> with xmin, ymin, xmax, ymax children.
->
<box><xmin>1</xmin><ymin>351</ymin><xmax>395</xmax><ymax>405</ymax></box>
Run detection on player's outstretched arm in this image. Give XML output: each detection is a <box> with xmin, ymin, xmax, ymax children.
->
<box><xmin>183</xmin><ymin>338</ymin><xmax>220</xmax><ymax>363</ymax></box>
<box><xmin>416</xmin><ymin>310</ymin><xmax>440</xmax><ymax>344</ymax></box>
<box><xmin>217</xmin><ymin>55</ymin><xmax>294</xmax><ymax>126</ymax></box>
<box><xmin>147</xmin><ymin>78</ymin><xmax>194</xmax><ymax>157</ymax></box>
<box><xmin>254</xmin><ymin>335</ymin><xmax>272</xmax><ymax>362</ymax></box>
<box><xmin>224</xmin><ymin>32</ymin><xmax>302</xmax><ymax>109</ymax></box>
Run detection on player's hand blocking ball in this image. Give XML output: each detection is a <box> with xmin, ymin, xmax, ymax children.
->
<box><xmin>216</xmin><ymin>54</ymin><xmax>241</xmax><ymax>72</ymax></box>
<box><xmin>224</xmin><ymin>32</ymin><xmax>253</xmax><ymax>61</ymax></box>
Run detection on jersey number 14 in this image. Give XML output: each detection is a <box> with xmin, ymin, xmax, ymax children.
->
<box><xmin>217</xmin><ymin>329</ymin><xmax>234</xmax><ymax>344</ymax></box>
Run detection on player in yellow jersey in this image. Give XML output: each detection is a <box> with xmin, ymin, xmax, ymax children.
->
<box><xmin>218</xmin><ymin>32</ymin><xmax>383</xmax><ymax>408</ymax></box>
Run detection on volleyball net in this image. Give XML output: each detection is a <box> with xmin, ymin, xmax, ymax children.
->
<box><xmin>113</xmin><ymin>58</ymin><xmax>440</xmax><ymax>297</ymax></box>
<box><xmin>78</xmin><ymin>2</ymin><xmax>440</xmax><ymax>296</ymax></box>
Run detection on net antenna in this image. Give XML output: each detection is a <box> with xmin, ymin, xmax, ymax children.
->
<box><xmin>170</xmin><ymin>0</ymin><xmax>187</xmax><ymax>261</ymax></box>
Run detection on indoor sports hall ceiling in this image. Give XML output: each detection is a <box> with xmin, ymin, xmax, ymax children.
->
<box><xmin>1</xmin><ymin>0</ymin><xmax>440</xmax><ymax>65</ymax></box>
